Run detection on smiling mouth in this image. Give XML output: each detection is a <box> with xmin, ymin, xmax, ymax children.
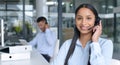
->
<box><xmin>80</xmin><ymin>26</ymin><xmax>94</xmax><ymax>31</ymax></box>
<box><xmin>81</xmin><ymin>26</ymin><xmax>89</xmax><ymax>30</ymax></box>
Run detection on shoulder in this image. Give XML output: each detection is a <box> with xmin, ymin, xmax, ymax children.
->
<box><xmin>36</xmin><ymin>32</ymin><xmax>41</xmax><ymax>36</ymax></box>
<box><xmin>33</xmin><ymin>32</ymin><xmax>41</xmax><ymax>38</ymax></box>
<box><xmin>63</xmin><ymin>39</ymin><xmax>72</xmax><ymax>46</ymax></box>
<box><xmin>98</xmin><ymin>37</ymin><xmax>113</xmax><ymax>47</ymax></box>
<box><xmin>60</xmin><ymin>39</ymin><xmax>72</xmax><ymax>50</ymax></box>
<box><xmin>45</xmin><ymin>28</ymin><xmax>55</xmax><ymax>34</ymax></box>
<box><xmin>46</xmin><ymin>28</ymin><xmax>53</xmax><ymax>32</ymax></box>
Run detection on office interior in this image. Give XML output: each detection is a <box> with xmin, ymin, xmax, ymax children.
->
<box><xmin>0</xmin><ymin>0</ymin><xmax>120</xmax><ymax>61</ymax></box>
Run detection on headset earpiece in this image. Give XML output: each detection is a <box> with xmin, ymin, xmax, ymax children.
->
<box><xmin>95</xmin><ymin>17</ymin><xmax>101</xmax><ymax>26</ymax></box>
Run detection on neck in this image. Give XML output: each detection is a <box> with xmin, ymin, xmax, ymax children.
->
<box><xmin>79</xmin><ymin>33</ymin><xmax>92</xmax><ymax>48</ymax></box>
<box><xmin>41</xmin><ymin>28</ymin><xmax>46</xmax><ymax>32</ymax></box>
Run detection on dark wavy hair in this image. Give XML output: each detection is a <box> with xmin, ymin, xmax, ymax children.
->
<box><xmin>64</xmin><ymin>3</ymin><xmax>99</xmax><ymax>65</ymax></box>
<box><xmin>36</xmin><ymin>16</ymin><xmax>48</xmax><ymax>24</ymax></box>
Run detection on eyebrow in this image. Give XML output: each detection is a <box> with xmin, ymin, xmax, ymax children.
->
<box><xmin>76</xmin><ymin>15</ymin><xmax>93</xmax><ymax>17</ymax></box>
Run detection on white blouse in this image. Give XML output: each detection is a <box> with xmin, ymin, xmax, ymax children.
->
<box><xmin>51</xmin><ymin>38</ymin><xmax>113</xmax><ymax>65</ymax></box>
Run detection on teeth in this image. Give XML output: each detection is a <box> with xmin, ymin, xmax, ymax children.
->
<box><xmin>81</xmin><ymin>27</ymin><xmax>87</xmax><ymax>30</ymax></box>
<box><xmin>81</xmin><ymin>26</ymin><xmax>89</xmax><ymax>30</ymax></box>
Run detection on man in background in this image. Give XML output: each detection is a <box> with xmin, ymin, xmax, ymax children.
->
<box><xmin>29</xmin><ymin>16</ymin><xmax>57</xmax><ymax>62</ymax></box>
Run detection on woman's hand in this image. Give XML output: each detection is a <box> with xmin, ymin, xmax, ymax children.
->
<box><xmin>92</xmin><ymin>21</ymin><xmax>102</xmax><ymax>42</ymax></box>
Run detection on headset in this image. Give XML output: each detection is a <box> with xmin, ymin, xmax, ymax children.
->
<box><xmin>95</xmin><ymin>17</ymin><xmax>101</xmax><ymax>26</ymax></box>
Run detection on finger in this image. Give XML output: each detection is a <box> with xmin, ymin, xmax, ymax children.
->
<box><xmin>93</xmin><ymin>26</ymin><xmax>97</xmax><ymax>32</ymax></box>
<box><xmin>92</xmin><ymin>27</ymin><xmax>95</xmax><ymax>32</ymax></box>
<box><xmin>99</xmin><ymin>20</ymin><xmax>102</xmax><ymax>30</ymax></box>
<box><xmin>100</xmin><ymin>20</ymin><xmax>102</xmax><ymax>26</ymax></box>
<box><xmin>99</xmin><ymin>20</ymin><xmax>101</xmax><ymax>25</ymax></box>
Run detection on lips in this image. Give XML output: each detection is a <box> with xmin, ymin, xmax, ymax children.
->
<box><xmin>80</xmin><ymin>26</ymin><xmax>89</xmax><ymax>30</ymax></box>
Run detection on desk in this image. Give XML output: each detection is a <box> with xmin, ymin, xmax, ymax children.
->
<box><xmin>0</xmin><ymin>48</ymin><xmax>50</xmax><ymax>65</ymax></box>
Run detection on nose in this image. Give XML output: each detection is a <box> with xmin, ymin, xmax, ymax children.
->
<box><xmin>81</xmin><ymin>19</ymin><xmax>87</xmax><ymax>25</ymax></box>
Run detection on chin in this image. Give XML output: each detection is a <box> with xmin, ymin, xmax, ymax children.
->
<box><xmin>81</xmin><ymin>32</ymin><xmax>89</xmax><ymax>34</ymax></box>
<box><xmin>80</xmin><ymin>30</ymin><xmax>92</xmax><ymax>35</ymax></box>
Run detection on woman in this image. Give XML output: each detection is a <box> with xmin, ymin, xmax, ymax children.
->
<box><xmin>51</xmin><ymin>3</ymin><xmax>113</xmax><ymax>65</ymax></box>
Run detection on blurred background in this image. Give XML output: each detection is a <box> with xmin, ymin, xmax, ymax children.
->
<box><xmin>0</xmin><ymin>0</ymin><xmax>120</xmax><ymax>60</ymax></box>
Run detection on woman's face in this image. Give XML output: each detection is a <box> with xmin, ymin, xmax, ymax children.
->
<box><xmin>75</xmin><ymin>7</ymin><xmax>95</xmax><ymax>34</ymax></box>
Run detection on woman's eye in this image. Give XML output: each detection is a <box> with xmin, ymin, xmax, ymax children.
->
<box><xmin>87</xmin><ymin>18</ymin><xmax>91</xmax><ymax>20</ymax></box>
<box><xmin>77</xmin><ymin>18</ymin><xmax>82</xmax><ymax>20</ymax></box>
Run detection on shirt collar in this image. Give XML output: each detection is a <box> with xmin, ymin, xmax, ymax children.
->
<box><xmin>76</xmin><ymin>39</ymin><xmax>92</xmax><ymax>47</ymax></box>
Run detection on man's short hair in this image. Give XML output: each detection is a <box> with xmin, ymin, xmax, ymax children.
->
<box><xmin>36</xmin><ymin>16</ymin><xmax>48</xmax><ymax>24</ymax></box>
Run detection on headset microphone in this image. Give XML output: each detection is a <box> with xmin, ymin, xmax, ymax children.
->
<box><xmin>88</xmin><ymin>26</ymin><xmax>94</xmax><ymax>30</ymax></box>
